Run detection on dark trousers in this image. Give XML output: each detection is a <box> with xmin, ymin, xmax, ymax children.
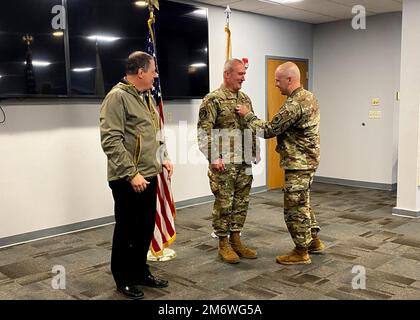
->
<box><xmin>109</xmin><ymin>176</ymin><xmax>157</xmax><ymax>287</ymax></box>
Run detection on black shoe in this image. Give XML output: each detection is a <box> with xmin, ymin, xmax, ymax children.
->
<box><xmin>137</xmin><ymin>274</ymin><xmax>168</xmax><ymax>288</ymax></box>
<box><xmin>117</xmin><ymin>285</ymin><xmax>145</xmax><ymax>300</ymax></box>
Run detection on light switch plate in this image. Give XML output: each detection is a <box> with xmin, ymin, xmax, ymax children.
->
<box><xmin>371</xmin><ymin>98</ymin><xmax>380</xmax><ymax>106</ymax></box>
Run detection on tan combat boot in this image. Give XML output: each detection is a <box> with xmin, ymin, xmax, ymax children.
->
<box><xmin>218</xmin><ymin>236</ymin><xmax>240</xmax><ymax>264</ymax></box>
<box><xmin>229</xmin><ymin>232</ymin><xmax>257</xmax><ymax>259</ymax></box>
<box><xmin>308</xmin><ymin>234</ymin><xmax>325</xmax><ymax>253</ymax></box>
<box><xmin>276</xmin><ymin>247</ymin><xmax>311</xmax><ymax>265</ymax></box>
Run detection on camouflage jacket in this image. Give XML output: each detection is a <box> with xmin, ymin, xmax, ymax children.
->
<box><xmin>197</xmin><ymin>85</ymin><xmax>260</xmax><ymax>165</ymax></box>
<box><xmin>244</xmin><ymin>87</ymin><xmax>320</xmax><ymax>170</ymax></box>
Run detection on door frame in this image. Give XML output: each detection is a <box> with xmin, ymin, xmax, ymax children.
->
<box><xmin>264</xmin><ymin>55</ymin><xmax>310</xmax><ymax>189</ymax></box>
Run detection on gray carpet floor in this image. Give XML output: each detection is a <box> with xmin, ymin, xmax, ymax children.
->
<box><xmin>1</xmin><ymin>182</ymin><xmax>420</xmax><ymax>300</ymax></box>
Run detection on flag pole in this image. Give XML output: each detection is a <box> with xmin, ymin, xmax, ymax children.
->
<box><xmin>145</xmin><ymin>0</ymin><xmax>177</xmax><ymax>262</ymax></box>
<box><xmin>224</xmin><ymin>5</ymin><xmax>232</xmax><ymax>61</ymax></box>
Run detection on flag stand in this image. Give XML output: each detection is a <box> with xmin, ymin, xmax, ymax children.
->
<box><xmin>147</xmin><ymin>248</ymin><xmax>176</xmax><ymax>262</ymax></box>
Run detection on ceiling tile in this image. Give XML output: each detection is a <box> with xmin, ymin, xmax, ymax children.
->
<box><xmin>228</xmin><ymin>0</ymin><xmax>270</xmax><ymax>12</ymax></box>
<box><xmin>254</xmin><ymin>4</ymin><xmax>336</xmax><ymax>24</ymax></box>
<box><xmin>328</xmin><ymin>0</ymin><xmax>402</xmax><ymax>13</ymax></box>
<box><xmin>284</xmin><ymin>0</ymin><xmax>357</xmax><ymax>18</ymax></box>
<box><xmin>189</xmin><ymin>0</ymin><xmax>234</xmax><ymax>6</ymax></box>
<box><xmin>187</xmin><ymin>0</ymin><xmax>402</xmax><ymax>24</ymax></box>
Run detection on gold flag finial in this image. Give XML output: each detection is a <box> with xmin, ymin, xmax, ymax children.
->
<box><xmin>147</xmin><ymin>0</ymin><xmax>159</xmax><ymax>11</ymax></box>
<box><xmin>224</xmin><ymin>5</ymin><xmax>231</xmax><ymax>28</ymax></box>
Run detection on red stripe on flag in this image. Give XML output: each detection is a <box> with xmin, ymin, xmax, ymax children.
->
<box><xmin>158</xmin><ymin>173</ymin><xmax>175</xmax><ymax>237</ymax></box>
<box><xmin>162</xmin><ymin>171</ymin><xmax>175</xmax><ymax>213</ymax></box>
<box><xmin>157</xmin><ymin>181</ymin><xmax>169</xmax><ymax>241</ymax></box>
<box><xmin>150</xmin><ymin>171</ymin><xmax>176</xmax><ymax>255</ymax></box>
<box><xmin>159</xmin><ymin>195</ymin><xmax>175</xmax><ymax>237</ymax></box>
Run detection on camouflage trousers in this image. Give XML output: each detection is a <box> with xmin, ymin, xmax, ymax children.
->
<box><xmin>208</xmin><ymin>164</ymin><xmax>253</xmax><ymax>237</ymax></box>
<box><xmin>284</xmin><ymin>169</ymin><xmax>320</xmax><ymax>248</ymax></box>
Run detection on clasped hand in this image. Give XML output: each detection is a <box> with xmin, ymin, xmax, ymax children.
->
<box><xmin>235</xmin><ymin>104</ymin><xmax>250</xmax><ymax>117</ymax></box>
<box><xmin>130</xmin><ymin>173</ymin><xmax>150</xmax><ymax>193</ymax></box>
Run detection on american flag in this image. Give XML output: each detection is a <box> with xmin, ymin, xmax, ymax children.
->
<box><xmin>146</xmin><ymin>12</ymin><xmax>176</xmax><ymax>256</ymax></box>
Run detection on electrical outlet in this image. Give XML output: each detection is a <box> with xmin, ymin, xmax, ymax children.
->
<box><xmin>368</xmin><ymin>110</ymin><xmax>381</xmax><ymax>119</ymax></box>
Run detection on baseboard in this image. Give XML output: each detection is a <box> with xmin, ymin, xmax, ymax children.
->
<box><xmin>314</xmin><ymin>176</ymin><xmax>397</xmax><ymax>191</ymax></box>
<box><xmin>0</xmin><ymin>186</ymin><xmax>268</xmax><ymax>249</ymax></box>
<box><xmin>392</xmin><ymin>207</ymin><xmax>420</xmax><ymax>218</ymax></box>
<box><xmin>0</xmin><ymin>216</ymin><xmax>115</xmax><ymax>248</ymax></box>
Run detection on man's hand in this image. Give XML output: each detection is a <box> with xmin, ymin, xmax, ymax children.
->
<box><xmin>163</xmin><ymin>160</ymin><xmax>174</xmax><ymax>178</ymax></box>
<box><xmin>130</xmin><ymin>173</ymin><xmax>150</xmax><ymax>193</ymax></box>
<box><xmin>235</xmin><ymin>104</ymin><xmax>250</xmax><ymax>117</ymax></box>
<box><xmin>211</xmin><ymin>158</ymin><xmax>225</xmax><ymax>172</ymax></box>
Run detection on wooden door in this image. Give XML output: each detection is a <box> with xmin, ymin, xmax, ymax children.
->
<box><xmin>266</xmin><ymin>58</ymin><xmax>308</xmax><ymax>190</ymax></box>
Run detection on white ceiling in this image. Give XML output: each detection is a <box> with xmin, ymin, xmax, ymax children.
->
<box><xmin>189</xmin><ymin>0</ymin><xmax>402</xmax><ymax>24</ymax></box>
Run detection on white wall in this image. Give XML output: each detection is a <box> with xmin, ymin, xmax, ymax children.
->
<box><xmin>313</xmin><ymin>13</ymin><xmax>401</xmax><ymax>185</ymax></box>
<box><xmin>394</xmin><ymin>0</ymin><xmax>420</xmax><ymax>213</ymax></box>
<box><xmin>0</xmin><ymin>4</ymin><xmax>313</xmax><ymax>239</ymax></box>
<box><xmin>0</xmin><ymin>103</ymin><xmax>113</xmax><ymax>238</ymax></box>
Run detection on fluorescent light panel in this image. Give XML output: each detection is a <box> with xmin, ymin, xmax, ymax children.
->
<box><xmin>134</xmin><ymin>1</ymin><xmax>147</xmax><ymax>7</ymax></box>
<box><xmin>87</xmin><ymin>35</ymin><xmax>119</xmax><ymax>42</ymax></box>
<box><xmin>190</xmin><ymin>63</ymin><xmax>207</xmax><ymax>68</ymax></box>
<box><xmin>24</xmin><ymin>60</ymin><xmax>51</xmax><ymax>67</ymax></box>
<box><xmin>72</xmin><ymin>67</ymin><xmax>94</xmax><ymax>72</ymax></box>
<box><xmin>191</xmin><ymin>9</ymin><xmax>206</xmax><ymax>18</ymax></box>
<box><xmin>52</xmin><ymin>31</ymin><xmax>64</xmax><ymax>37</ymax></box>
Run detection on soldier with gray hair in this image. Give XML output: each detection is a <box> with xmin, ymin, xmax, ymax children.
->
<box><xmin>236</xmin><ymin>61</ymin><xmax>324</xmax><ymax>265</ymax></box>
<box><xmin>197</xmin><ymin>58</ymin><xmax>260</xmax><ymax>264</ymax></box>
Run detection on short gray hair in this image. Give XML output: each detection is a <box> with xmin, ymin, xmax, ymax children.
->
<box><xmin>224</xmin><ymin>58</ymin><xmax>244</xmax><ymax>73</ymax></box>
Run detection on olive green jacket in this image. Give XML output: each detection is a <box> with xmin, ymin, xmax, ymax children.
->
<box><xmin>100</xmin><ymin>81</ymin><xmax>169</xmax><ymax>181</ymax></box>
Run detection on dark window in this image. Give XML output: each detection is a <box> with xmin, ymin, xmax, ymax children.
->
<box><xmin>67</xmin><ymin>0</ymin><xmax>209</xmax><ymax>99</ymax></box>
<box><xmin>0</xmin><ymin>0</ymin><xmax>209</xmax><ymax>100</ymax></box>
<box><xmin>0</xmin><ymin>0</ymin><xmax>66</xmax><ymax>97</ymax></box>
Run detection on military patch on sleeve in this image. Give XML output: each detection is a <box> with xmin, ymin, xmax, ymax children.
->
<box><xmin>199</xmin><ymin>108</ymin><xmax>209</xmax><ymax>120</ymax></box>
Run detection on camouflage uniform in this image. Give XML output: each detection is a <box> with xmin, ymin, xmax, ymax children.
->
<box><xmin>244</xmin><ymin>87</ymin><xmax>320</xmax><ymax>247</ymax></box>
<box><xmin>197</xmin><ymin>85</ymin><xmax>259</xmax><ymax>237</ymax></box>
